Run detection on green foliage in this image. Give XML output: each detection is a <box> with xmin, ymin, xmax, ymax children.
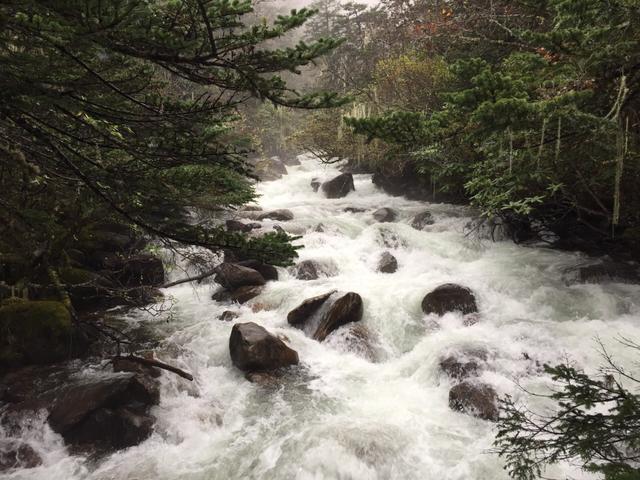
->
<box><xmin>495</xmin><ymin>341</ymin><xmax>640</xmax><ymax>480</ymax></box>
<box><xmin>0</xmin><ymin>300</ymin><xmax>73</xmax><ymax>366</ymax></box>
<box><xmin>345</xmin><ymin>0</ymin><xmax>640</xmax><ymax>242</ymax></box>
<box><xmin>0</xmin><ymin>0</ymin><xmax>344</xmax><ymax>287</ymax></box>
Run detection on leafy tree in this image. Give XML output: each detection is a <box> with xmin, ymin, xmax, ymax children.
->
<box><xmin>0</xmin><ymin>0</ymin><xmax>347</xmax><ymax>295</ymax></box>
<box><xmin>495</xmin><ymin>339</ymin><xmax>640</xmax><ymax>480</ymax></box>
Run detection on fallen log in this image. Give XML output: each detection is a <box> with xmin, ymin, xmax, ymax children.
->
<box><xmin>113</xmin><ymin>354</ymin><xmax>194</xmax><ymax>381</ymax></box>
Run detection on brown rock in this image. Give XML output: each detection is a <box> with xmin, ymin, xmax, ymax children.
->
<box><xmin>377</xmin><ymin>252</ymin><xmax>398</xmax><ymax>273</ymax></box>
<box><xmin>321</xmin><ymin>173</ymin><xmax>355</xmax><ymax>199</ymax></box>
<box><xmin>229</xmin><ymin>322</ymin><xmax>299</xmax><ymax>372</ymax></box>
<box><xmin>214</xmin><ymin>263</ymin><xmax>266</xmax><ymax>290</ymax></box>
<box><xmin>421</xmin><ymin>284</ymin><xmax>478</xmax><ymax>316</ymax></box>
<box><xmin>449</xmin><ymin>381</ymin><xmax>498</xmax><ymax>421</ymax></box>
<box><xmin>313</xmin><ymin>292</ymin><xmax>363</xmax><ymax>342</ymax></box>
<box><xmin>372</xmin><ymin>208</ymin><xmax>398</xmax><ymax>223</ymax></box>
<box><xmin>287</xmin><ymin>291</ymin><xmax>336</xmax><ymax>327</ymax></box>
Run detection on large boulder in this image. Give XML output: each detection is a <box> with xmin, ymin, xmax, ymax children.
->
<box><xmin>421</xmin><ymin>284</ymin><xmax>478</xmax><ymax>316</ymax></box>
<box><xmin>313</xmin><ymin>292</ymin><xmax>363</xmax><ymax>342</ymax></box>
<box><xmin>287</xmin><ymin>290</ymin><xmax>336</xmax><ymax>327</ymax></box>
<box><xmin>449</xmin><ymin>381</ymin><xmax>498</xmax><ymax>421</ymax></box>
<box><xmin>214</xmin><ymin>263</ymin><xmax>266</xmax><ymax>290</ymax></box>
<box><xmin>373</xmin><ymin>208</ymin><xmax>398</xmax><ymax>223</ymax></box>
<box><xmin>254</xmin><ymin>157</ymin><xmax>288</xmax><ymax>181</ymax></box>
<box><xmin>236</xmin><ymin>260</ymin><xmax>278</xmax><ymax>282</ymax></box>
<box><xmin>411</xmin><ymin>211</ymin><xmax>434</xmax><ymax>230</ymax></box>
<box><xmin>280</xmin><ymin>154</ymin><xmax>301</xmax><ymax>166</ymax></box>
<box><xmin>0</xmin><ymin>300</ymin><xmax>76</xmax><ymax>367</ymax></box>
<box><xmin>7</xmin><ymin>371</ymin><xmax>160</xmax><ymax>452</ymax></box>
<box><xmin>229</xmin><ymin>322</ymin><xmax>299</xmax><ymax>372</ymax></box>
<box><xmin>321</xmin><ymin>173</ymin><xmax>355</xmax><ymax>199</ymax></box>
<box><xmin>257</xmin><ymin>209</ymin><xmax>294</xmax><ymax>222</ymax></box>
<box><xmin>377</xmin><ymin>252</ymin><xmax>398</xmax><ymax>273</ymax></box>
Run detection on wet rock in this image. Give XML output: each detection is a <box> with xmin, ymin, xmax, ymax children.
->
<box><xmin>311</xmin><ymin>178</ymin><xmax>321</xmax><ymax>192</ymax></box>
<box><xmin>327</xmin><ymin>323</ymin><xmax>378</xmax><ymax>362</ymax></box>
<box><xmin>254</xmin><ymin>157</ymin><xmax>288</xmax><ymax>181</ymax></box>
<box><xmin>257</xmin><ymin>209</ymin><xmax>294</xmax><ymax>222</ymax></box>
<box><xmin>244</xmin><ymin>371</ymin><xmax>281</xmax><ymax>387</ymax></box>
<box><xmin>314</xmin><ymin>224</ymin><xmax>325</xmax><ymax>233</ymax></box>
<box><xmin>212</xmin><ymin>285</ymin><xmax>264</xmax><ymax>304</ymax></box>
<box><xmin>293</xmin><ymin>259</ymin><xmax>338</xmax><ymax>280</ymax></box>
<box><xmin>421</xmin><ymin>284</ymin><xmax>478</xmax><ymax>316</ymax></box>
<box><xmin>344</xmin><ymin>207</ymin><xmax>366</xmax><ymax>213</ymax></box>
<box><xmin>63</xmin><ymin>407</ymin><xmax>155</xmax><ymax>452</ymax></box>
<box><xmin>218</xmin><ymin>310</ymin><xmax>239</xmax><ymax>322</ymax></box>
<box><xmin>378</xmin><ymin>228</ymin><xmax>407</xmax><ymax>249</ymax></box>
<box><xmin>0</xmin><ymin>442</ymin><xmax>42</xmax><ymax>471</ymax></box>
<box><xmin>411</xmin><ymin>211</ymin><xmax>434</xmax><ymax>230</ymax></box>
<box><xmin>236</xmin><ymin>260</ymin><xmax>278</xmax><ymax>282</ymax></box>
<box><xmin>313</xmin><ymin>292</ymin><xmax>363</xmax><ymax>342</ymax></box>
<box><xmin>321</xmin><ymin>173</ymin><xmax>355</xmax><ymax>199</ymax></box>
<box><xmin>214</xmin><ymin>263</ymin><xmax>266</xmax><ymax>290</ymax></box>
<box><xmin>373</xmin><ymin>208</ymin><xmax>398</xmax><ymax>223</ymax></box>
<box><xmin>104</xmin><ymin>253</ymin><xmax>165</xmax><ymax>287</ymax></box>
<box><xmin>229</xmin><ymin>322</ymin><xmax>299</xmax><ymax>372</ymax></box>
<box><xmin>439</xmin><ymin>348</ymin><xmax>488</xmax><ymax>380</ymax></box>
<box><xmin>112</xmin><ymin>356</ymin><xmax>162</xmax><ymax>378</ymax></box>
<box><xmin>46</xmin><ymin>374</ymin><xmax>160</xmax><ymax>435</ymax></box>
<box><xmin>377</xmin><ymin>252</ymin><xmax>398</xmax><ymax>273</ymax></box>
<box><xmin>225</xmin><ymin>219</ymin><xmax>253</xmax><ymax>233</ymax></box>
<box><xmin>449</xmin><ymin>381</ymin><xmax>498</xmax><ymax>421</ymax></box>
<box><xmin>568</xmin><ymin>261</ymin><xmax>640</xmax><ymax>284</ymax></box>
<box><xmin>287</xmin><ymin>290</ymin><xmax>337</xmax><ymax>328</ymax></box>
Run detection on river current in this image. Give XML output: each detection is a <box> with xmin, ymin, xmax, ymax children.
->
<box><xmin>5</xmin><ymin>155</ymin><xmax>640</xmax><ymax>480</ymax></box>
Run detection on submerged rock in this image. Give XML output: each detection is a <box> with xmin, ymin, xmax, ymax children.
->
<box><xmin>411</xmin><ymin>211</ymin><xmax>434</xmax><ymax>230</ymax></box>
<box><xmin>344</xmin><ymin>207</ymin><xmax>366</xmax><ymax>213</ymax></box>
<box><xmin>218</xmin><ymin>310</ymin><xmax>239</xmax><ymax>322</ymax></box>
<box><xmin>287</xmin><ymin>290</ymin><xmax>337</xmax><ymax>328</ymax></box>
<box><xmin>372</xmin><ymin>208</ymin><xmax>398</xmax><ymax>223</ymax></box>
<box><xmin>421</xmin><ymin>284</ymin><xmax>478</xmax><ymax>316</ymax></box>
<box><xmin>377</xmin><ymin>251</ymin><xmax>398</xmax><ymax>273</ymax></box>
<box><xmin>229</xmin><ymin>322</ymin><xmax>299</xmax><ymax>372</ymax></box>
<box><xmin>0</xmin><ymin>442</ymin><xmax>41</xmax><ymax>471</ymax></box>
<box><xmin>568</xmin><ymin>261</ymin><xmax>640</xmax><ymax>284</ymax></box>
<box><xmin>439</xmin><ymin>348</ymin><xmax>488</xmax><ymax>380</ymax></box>
<box><xmin>449</xmin><ymin>381</ymin><xmax>498</xmax><ymax>421</ymax></box>
<box><xmin>313</xmin><ymin>292</ymin><xmax>363</xmax><ymax>342</ymax></box>
<box><xmin>257</xmin><ymin>209</ymin><xmax>294</xmax><ymax>221</ymax></box>
<box><xmin>293</xmin><ymin>259</ymin><xmax>337</xmax><ymax>280</ymax></box>
<box><xmin>321</xmin><ymin>173</ymin><xmax>355</xmax><ymax>199</ymax></box>
<box><xmin>311</xmin><ymin>178</ymin><xmax>321</xmax><ymax>193</ymax></box>
<box><xmin>214</xmin><ymin>263</ymin><xmax>266</xmax><ymax>290</ymax></box>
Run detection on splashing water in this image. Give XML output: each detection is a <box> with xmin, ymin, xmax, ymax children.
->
<box><xmin>4</xmin><ymin>154</ymin><xmax>640</xmax><ymax>480</ymax></box>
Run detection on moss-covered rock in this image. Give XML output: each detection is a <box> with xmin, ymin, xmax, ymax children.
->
<box><xmin>59</xmin><ymin>267</ymin><xmax>96</xmax><ymax>285</ymax></box>
<box><xmin>0</xmin><ymin>300</ymin><xmax>74</xmax><ymax>367</ymax></box>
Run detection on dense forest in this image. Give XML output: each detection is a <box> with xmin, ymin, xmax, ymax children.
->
<box><xmin>1</xmin><ymin>1</ymin><xmax>639</xmax><ymax>479</ymax></box>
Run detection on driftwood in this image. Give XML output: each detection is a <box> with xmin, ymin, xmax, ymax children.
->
<box><xmin>114</xmin><ymin>354</ymin><xmax>194</xmax><ymax>381</ymax></box>
<box><xmin>160</xmin><ymin>267</ymin><xmax>218</xmax><ymax>289</ymax></box>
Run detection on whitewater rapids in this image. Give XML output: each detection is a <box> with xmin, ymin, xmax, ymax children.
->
<box><xmin>4</xmin><ymin>154</ymin><xmax>640</xmax><ymax>480</ymax></box>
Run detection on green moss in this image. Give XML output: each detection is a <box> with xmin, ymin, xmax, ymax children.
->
<box><xmin>0</xmin><ymin>300</ymin><xmax>74</xmax><ymax>367</ymax></box>
<box><xmin>59</xmin><ymin>266</ymin><xmax>95</xmax><ymax>285</ymax></box>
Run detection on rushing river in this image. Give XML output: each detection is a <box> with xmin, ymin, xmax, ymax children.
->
<box><xmin>5</xmin><ymin>155</ymin><xmax>640</xmax><ymax>480</ymax></box>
